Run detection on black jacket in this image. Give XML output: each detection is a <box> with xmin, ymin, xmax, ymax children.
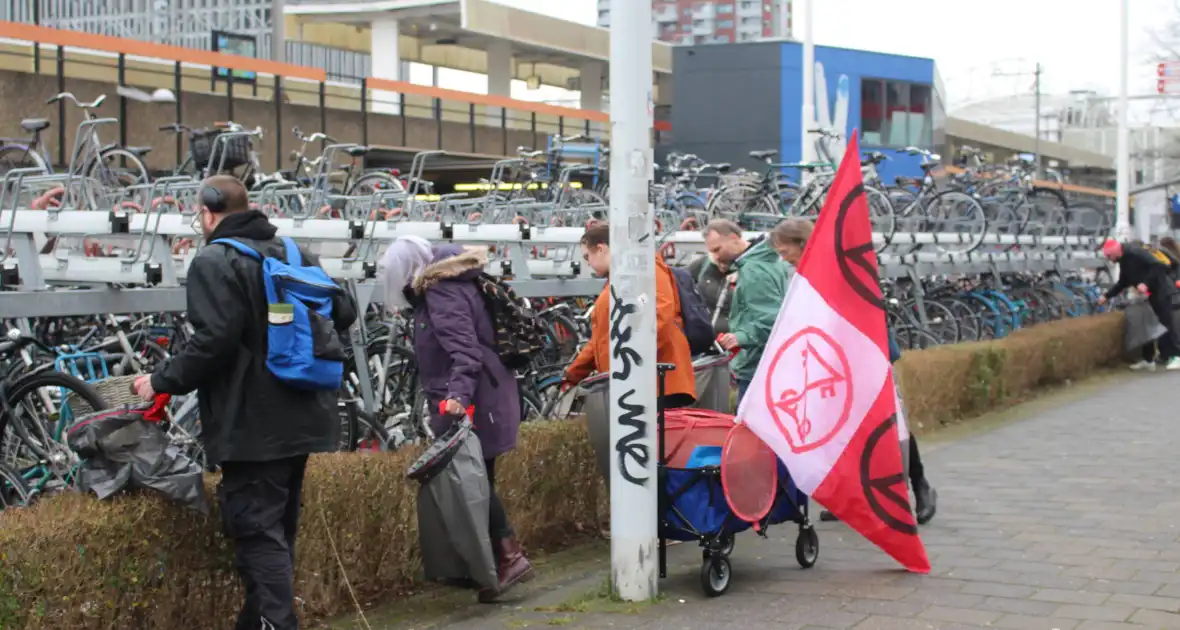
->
<box><xmin>686</xmin><ymin>256</ymin><xmax>735</xmax><ymax>334</ymax></box>
<box><xmin>151</xmin><ymin>211</ymin><xmax>358</xmax><ymax>466</ymax></box>
<box><xmin>1105</xmin><ymin>244</ymin><xmax>1176</xmax><ymax>300</ymax></box>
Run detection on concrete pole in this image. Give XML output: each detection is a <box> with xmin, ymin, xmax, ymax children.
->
<box><xmin>608</xmin><ymin>0</ymin><xmax>658</xmax><ymax>603</ymax></box>
<box><xmin>271</xmin><ymin>0</ymin><xmax>286</xmax><ymax>63</ymax></box>
<box><xmin>1116</xmin><ymin>0</ymin><xmax>1132</xmax><ymax>239</ymax></box>
<box><xmin>800</xmin><ymin>0</ymin><xmax>815</xmax><ymax>172</ymax></box>
<box><xmin>1033</xmin><ymin>63</ymin><xmax>1041</xmax><ymax>179</ymax></box>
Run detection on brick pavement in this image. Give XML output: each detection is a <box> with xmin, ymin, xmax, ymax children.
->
<box><xmin>379</xmin><ymin>374</ymin><xmax>1180</xmax><ymax>630</ymax></box>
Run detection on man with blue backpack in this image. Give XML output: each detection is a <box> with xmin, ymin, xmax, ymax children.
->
<box><xmin>134</xmin><ymin>175</ymin><xmax>357</xmax><ymax>630</ymax></box>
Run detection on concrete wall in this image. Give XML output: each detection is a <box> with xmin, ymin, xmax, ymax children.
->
<box><xmin>670</xmin><ymin>42</ymin><xmax>783</xmax><ymax>173</ymax></box>
<box><xmin>0</xmin><ymin>69</ymin><xmax>562</xmax><ymax>173</ymax></box>
<box><xmin>0</xmin><ymin>43</ymin><xmax>610</xmax><ymax>174</ymax></box>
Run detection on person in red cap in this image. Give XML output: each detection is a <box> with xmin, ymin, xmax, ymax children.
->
<box><xmin>1098</xmin><ymin>238</ymin><xmax>1180</xmax><ymax>370</ymax></box>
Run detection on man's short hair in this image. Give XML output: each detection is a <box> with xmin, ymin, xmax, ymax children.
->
<box><xmin>581</xmin><ymin>221</ymin><xmax>610</xmax><ymax>248</ymax></box>
<box><xmin>201</xmin><ymin>175</ymin><xmax>249</xmax><ymax>214</ymax></box>
<box><xmin>704</xmin><ymin>219</ymin><xmax>742</xmax><ymax>238</ymax></box>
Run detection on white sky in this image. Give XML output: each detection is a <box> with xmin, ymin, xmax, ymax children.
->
<box><xmin>456</xmin><ymin>0</ymin><xmax>1173</xmax><ymax>112</ymax></box>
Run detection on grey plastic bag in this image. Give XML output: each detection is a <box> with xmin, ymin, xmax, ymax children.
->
<box><xmin>1123</xmin><ymin>300</ymin><xmax>1167</xmax><ymax>352</ymax></box>
<box><xmin>66</xmin><ymin>405</ymin><xmax>209</xmax><ymax>513</ymax></box>
<box><xmin>413</xmin><ymin>422</ymin><xmax>498</xmax><ymax>590</ymax></box>
<box><xmin>692</xmin><ymin>354</ymin><xmax>733</xmax><ymax>414</ymax></box>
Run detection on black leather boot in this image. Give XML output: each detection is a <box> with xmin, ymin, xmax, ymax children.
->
<box><xmin>914</xmin><ymin>477</ymin><xmax>937</xmax><ymax>525</ymax></box>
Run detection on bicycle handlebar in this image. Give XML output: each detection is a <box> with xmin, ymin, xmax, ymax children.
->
<box><xmin>47</xmin><ymin>92</ymin><xmax>106</xmax><ymax>109</ymax></box>
<box><xmin>158</xmin><ymin>123</ymin><xmax>193</xmax><ymax>133</ymax></box>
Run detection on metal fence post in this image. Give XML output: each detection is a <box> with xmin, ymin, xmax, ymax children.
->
<box><xmin>227</xmin><ymin>73</ymin><xmax>235</xmax><ymax>121</ymax></box>
<box><xmin>434</xmin><ymin>98</ymin><xmax>442</xmax><ymax>150</ymax></box>
<box><xmin>174</xmin><ymin>61</ymin><xmax>183</xmax><ymax>166</ymax></box>
<box><xmin>56</xmin><ymin>46</ymin><xmax>65</xmax><ymax>168</ymax></box>
<box><xmin>360</xmin><ymin>78</ymin><xmax>369</xmax><ymax>147</ymax></box>
<box><xmin>118</xmin><ymin>53</ymin><xmax>127</xmax><ymax>167</ymax></box>
<box><xmin>319</xmin><ymin>82</ymin><xmax>327</xmax><ymax>152</ymax></box>
<box><xmin>469</xmin><ymin>103</ymin><xmax>476</xmax><ymax>153</ymax></box>
<box><xmin>274</xmin><ymin>75</ymin><xmax>283</xmax><ymax>172</ymax></box>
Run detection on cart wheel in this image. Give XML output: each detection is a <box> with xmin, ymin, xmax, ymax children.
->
<box><xmin>720</xmin><ymin>533</ymin><xmax>736</xmax><ymax>557</ymax></box>
<box><xmin>702</xmin><ymin>533</ymin><xmax>737</xmax><ymax>560</ymax></box>
<box><xmin>795</xmin><ymin>526</ymin><xmax>819</xmax><ymax>569</ymax></box>
<box><xmin>700</xmin><ymin>556</ymin><xmax>732</xmax><ymax>597</ymax></box>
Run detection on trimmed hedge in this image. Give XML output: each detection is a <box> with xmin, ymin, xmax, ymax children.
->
<box><xmin>896</xmin><ymin>312</ymin><xmax>1124</xmax><ymax>431</ymax></box>
<box><xmin>0</xmin><ymin>313</ymin><xmax>1124</xmax><ymax>629</ymax></box>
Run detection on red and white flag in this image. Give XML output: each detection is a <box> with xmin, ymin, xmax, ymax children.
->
<box><xmin>735</xmin><ymin>131</ymin><xmax>930</xmax><ymax>573</ymax></box>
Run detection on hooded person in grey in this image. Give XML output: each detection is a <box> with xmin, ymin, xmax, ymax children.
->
<box><xmin>382</xmin><ymin>237</ymin><xmax>533</xmax><ymax>602</ymax></box>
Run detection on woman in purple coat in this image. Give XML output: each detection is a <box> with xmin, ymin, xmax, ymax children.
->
<box><xmin>382</xmin><ymin>236</ymin><xmax>532</xmax><ymax>602</ymax></box>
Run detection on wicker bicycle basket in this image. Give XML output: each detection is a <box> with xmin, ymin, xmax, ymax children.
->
<box><xmin>65</xmin><ymin>375</ymin><xmax>141</xmax><ymax>419</ymax></box>
<box><xmin>190</xmin><ymin>129</ymin><xmax>251</xmax><ymax>170</ymax></box>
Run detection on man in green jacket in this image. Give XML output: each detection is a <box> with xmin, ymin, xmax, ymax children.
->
<box><xmin>705</xmin><ymin>219</ymin><xmax>790</xmax><ymax>405</ymax></box>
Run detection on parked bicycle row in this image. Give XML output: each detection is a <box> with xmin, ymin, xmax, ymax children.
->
<box><xmin>0</xmin><ymin>244</ymin><xmax>1116</xmax><ymax>512</ymax></box>
<box><xmin>0</xmin><ymin>97</ymin><xmax>1111</xmax><ymax>252</ymax></box>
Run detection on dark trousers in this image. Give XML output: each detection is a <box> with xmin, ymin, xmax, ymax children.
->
<box><xmin>736</xmin><ymin>379</ymin><xmax>752</xmax><ymax>408</ymax></box>
<box><xmin>219</xmin><ymin>455</ymin><xmax>308</xmax><ymax>630</ymax></box>
<box><xmin>909</xmin><ymin>436</ymin><xmax>925</xmax><ymax>484</ymax></box>
<box><xmin>1148</xmin><ymin>293</ymin><xmax>1179</xmax><ymax>360</ymax></box>
<box><xmin>484</xmin><ymin>457</ymin><xmax>513</xmax><ymax>540</ymax></box>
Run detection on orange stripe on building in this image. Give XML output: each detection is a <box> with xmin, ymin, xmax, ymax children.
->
<box><xmin>0</xmin><ymin>21</ymin><xmax>674</xmax><ymax>134</ymax></box>
<box><xmin>0</xmin><ymin>21</ymin><xmax>326</xmax><ymax>81</ymax></box>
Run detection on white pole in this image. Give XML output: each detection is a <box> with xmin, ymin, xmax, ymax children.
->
<box><xmin>1116</xmin><ymin>0</ymin><xmax>1132</xmax><ymax>239</ymax></box>
<box><xmin>271</xmin><ymin>0</ymin><xmax>286</xmax><ymax>62</ymax></box>
<box><xmin>608</xmin><ymin>0</ymin><xmax>658</xmax><ymax>603</ymax></box>
<box><xmin>800</xmin><ymin>0</ymin><xmax>815</xmax><ymax>171</ymax></box>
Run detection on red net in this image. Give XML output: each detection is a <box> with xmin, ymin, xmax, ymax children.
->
<box><xmin>721</xmin><ymin>422</ymin><xmax>779</xmax><ymax>525</ymax></box>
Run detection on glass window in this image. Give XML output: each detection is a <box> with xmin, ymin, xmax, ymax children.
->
<box><xmin>717</xmin><ymin>19</ymin><xmax>734</xmax><ymax>28</ymax></box>
<box><xmin>718</xmin><ymin>3</ymin><xmax>734</xmax><ymax>14</ymax></box>
<box><xmin>884</xmin><ymin>82</ymin><xmax>909</xmax><ymax>146</ymax></box>
<box><xmin>909</xmin><ymin>84</ymin><xmax>932</xmax><ymax>147</ymax></box>
<box><xmin>861</xmin><ymin>79</ymin><xmax>935</xmax><ymax>148</ymax></box>
<box><xmin>860</xmin><ymin>79</ymin><xmax>884</xmax><ymax>146</ymax></box>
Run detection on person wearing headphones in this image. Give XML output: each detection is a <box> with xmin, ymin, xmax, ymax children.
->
<box><xmin>134</xmin><ymin>175</ymin><xmax>357</xmax><ymax>630</ymax></box>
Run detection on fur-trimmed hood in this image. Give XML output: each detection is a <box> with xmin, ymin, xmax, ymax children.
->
<box><xmin>412</xmin><ymin>246</ymin><xmax>488</xmax><ymax>292</ymax></box>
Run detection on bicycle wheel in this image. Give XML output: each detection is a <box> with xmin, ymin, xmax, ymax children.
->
<box><xmin>706</xmin><ymin>182</ymin><xmax>775</xmax><ymax>219</ymax></box>
<box><xmin>0</xmin><ymin>462</ymin><xmax>31</xmax><ymax>509</ymax></box>
<box><xmin>924</xmin><ymin>191</ymin><xmax>987</xmax><ymax>254</ymax></box>
<box><xmin>0</xmin><ymin>370</ymin><xmax>108</xmax><ymax>474</ymax></box>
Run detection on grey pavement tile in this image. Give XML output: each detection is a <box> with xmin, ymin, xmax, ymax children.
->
<box><xmin>992</xmin><ymin>615</ymin><xmax>1081</xmax><ymax>630</ymax></box>
<box><xmin>1054</xmin><ymin>604</ymin><xmax>1136</xmax><ymax>623</ymax></box>
<box><xmin>917</xmin><ymin>605</ymin><xmax>1002</xmax><ymax>625</ymax></box>
<box><xmin>980</xmin><ymin>596</ymin><xmax>1065</xmax><ymax>617</ymax></box>
<box><xmin>1127</xmin><ymin>607</ymin><xmax>1180</xmax><ymax>626</ymax></box>
<box><xmin>1029</xmin><ymin>590</ymin><xmax>1111</xmax><ymax>606</ymax></box>
<box><xmin>1107</xmin><ymin>592</ymin><xmax>1180</xmax><ymax>612</ymax></box>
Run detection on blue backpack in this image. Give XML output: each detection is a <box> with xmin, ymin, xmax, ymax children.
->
<box><xmin>212</xmin><ymin>237</ymin><xmax>347</xmax><ymax>391</ymax></box>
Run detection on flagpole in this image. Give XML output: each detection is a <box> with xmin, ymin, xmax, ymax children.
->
<box><xmin>1115</xmin><ymin>0</ymin><xmax>1131</xmax><ymax>240</ymax></box>
<box><xmin>608</xmin><ymin>0</ymin><xmax>659</xmax><ymax>603</ymax></box>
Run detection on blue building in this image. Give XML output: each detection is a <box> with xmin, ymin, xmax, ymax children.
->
<box><xmin>670</xmin><ymin>41</ymin><xmax>946</xmax><ymax>183</ymax></box>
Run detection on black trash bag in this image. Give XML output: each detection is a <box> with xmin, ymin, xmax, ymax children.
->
<box><xmin>66</xmin><ymin>403</ymin><xmax>209</xmax><ymax>513</ymax></box>
<box><xmin>408</xmin><ymin>419</ymin><xmax>498</xmax><ymax>591</ymax></box>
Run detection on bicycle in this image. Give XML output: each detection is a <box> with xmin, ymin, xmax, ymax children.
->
<box><xmin>0</xmin><ymin>92</ymin><xmax>150</xmax><ymax>208</ymax></box>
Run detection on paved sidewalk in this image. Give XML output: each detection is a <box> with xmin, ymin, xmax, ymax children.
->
<box><xmin>362</xmin><ymin>373</ymin><xmax>1180</xmax><ymax>630</ymax></box>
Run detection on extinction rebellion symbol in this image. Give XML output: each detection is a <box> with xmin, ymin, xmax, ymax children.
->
<box><xmin>763</xmin><ymin>326</ymin><xmax>853</xmax><ymax>454</ymax></box>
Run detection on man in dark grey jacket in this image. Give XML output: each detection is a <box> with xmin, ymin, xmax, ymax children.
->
<box><xmin>134</xmin><ymin>175</ymin><xmax>357</xmax><ymax>630</ymax></box>
<box><xmin>686</xmin><ymin>253</ymin><xmax>735</xmax><ymax>334</ymax></box>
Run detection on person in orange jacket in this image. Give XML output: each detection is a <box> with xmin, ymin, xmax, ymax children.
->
<box><xmin>562</xmin><ymin>222</ymin><xmax>697</xmax><ymax>407</ymax></box>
